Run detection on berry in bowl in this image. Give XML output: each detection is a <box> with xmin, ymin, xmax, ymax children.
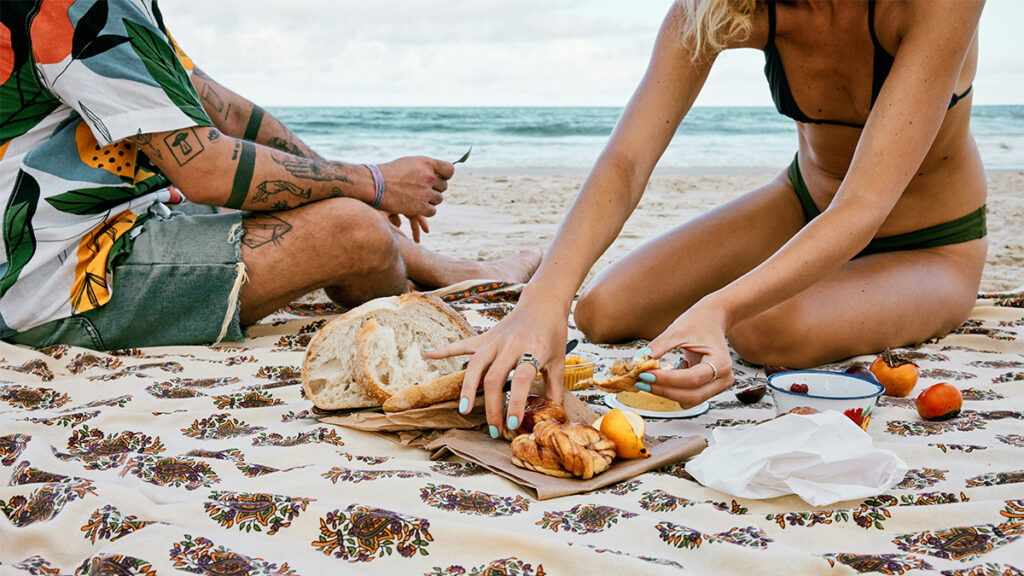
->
<box><xmin>767</xmin><ymin>370</ymin><xmax>884</xmax><ymax>430</ymax></box>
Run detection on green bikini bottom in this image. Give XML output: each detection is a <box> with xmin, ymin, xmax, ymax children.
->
<box><xmin>787</xmin><ymin>154</ymin><xmax>986</xmax><ymax>257</ymax></box>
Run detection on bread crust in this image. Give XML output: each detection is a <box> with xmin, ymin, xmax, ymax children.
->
<box><xmin>382</xmin><ymin>369</ymin><xmax>467</xmax><ymax>412</ymax></box>
<box><xmin>301</xmin><ymin>292</ymin><xmax>474</xmax><ymax>411</ymax></box>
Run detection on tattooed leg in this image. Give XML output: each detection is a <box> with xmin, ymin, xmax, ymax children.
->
<box><xmin>237</xmin><ymin>199</ymin><xmax>406</xmax><ymax>324</ymax></box>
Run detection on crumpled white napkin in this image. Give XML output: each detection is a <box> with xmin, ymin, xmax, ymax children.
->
<box><xmin>685</xmin><ymin>410</ymin><xmax>908</xmax><ymax>506</ymax></box>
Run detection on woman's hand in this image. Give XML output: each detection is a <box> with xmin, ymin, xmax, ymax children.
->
<box><xmin>376</xmin><ymin>156</ymin><xmax>453</xmax><ymax>218</ymax></box>
<box><xmin>637</xmin><ymin>302</ymin><xmax>734</xmax><ymax>408</ymax></box>
<box><xmin>424</xmin><ymin>298</ymin><xmax>570</xmax><ymax>439</ymax></box>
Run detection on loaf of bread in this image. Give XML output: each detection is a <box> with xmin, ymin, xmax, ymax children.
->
<box><xmin>301</xmin><ymin>293</ymin><xmax>474</xmax><ymax>410</ymax></box>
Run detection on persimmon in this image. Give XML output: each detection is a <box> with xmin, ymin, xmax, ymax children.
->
<box><xmin>869</xmin><ymin>349</ymin><xmax>919</xmax><ymax>397</ymax></box>
<box><xmin>916</xmin><ymin>383</ymin><xmax>963</xmax><ymax>421</ymax></box>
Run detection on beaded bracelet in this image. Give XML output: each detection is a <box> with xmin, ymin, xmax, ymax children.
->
<box><xmin>363</xmin><ymin>163</ymin><xmax>385</xmax><ymax>208</ymax></box>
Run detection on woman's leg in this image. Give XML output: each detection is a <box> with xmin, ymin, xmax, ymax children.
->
<box><xmin>575</xmin><ymin>171</ymin><xmax>807</xmax><ymax>342</ymax></box>
<box><xmin>728</xmin><ymin>238</ymin><xmax>987</xmax><ymax>367</ymax></box>
<box><xmin>573</xmin><ymin>170</ymin><xmax>986</xmax><ymax>368</ymax></box>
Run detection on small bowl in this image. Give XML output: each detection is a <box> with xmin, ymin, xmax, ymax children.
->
<box><xmin>767</xmin><ymin>370</ymin><xmax>884</xmax><ymax>430</ymax></box>
<box><xmin>563</xmin><ymin>351</ymin><xmax>598</xmax><ymax>390</ymax></box>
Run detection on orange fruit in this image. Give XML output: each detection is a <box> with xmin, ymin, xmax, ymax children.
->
<box><xmin>916</xmin><ymin>383</ymin><xmax>963</xmax><ymax>421</ymax></box>
<box><xmin>869</xmin><ymin>349</ymin><xmax>919</xmax><ymax>397</ymax></box>
<box><xmin>593</xmin><ymin>408</ymin><xmax>649</xmax><ymax>459</ymax></box>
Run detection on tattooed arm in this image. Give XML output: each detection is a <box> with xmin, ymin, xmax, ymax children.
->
<box><xmin>129</xmin><ymin>126</ymin><xmax>452</xmax><ymax>216</ymax></box>
<box><xmin>189</xmin><ymin>67</ymin><xmax>322</xmax><ymax>160</ymax></box>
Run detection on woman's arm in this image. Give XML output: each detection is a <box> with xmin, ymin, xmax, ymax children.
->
<box><xmin>189</xmin><ymin>67</ymin><xmax>324</xmax><ymax>160</ymax></box>
<box><xmin>708</xmin><ymin>0</ymin><xmax>985</xmax><ymax>328</ymax></box>
<box><xmin>644</xmin><ymin>0</ymin><xmax>986</xmax><ymax>405</ymax></box>
<box><xmin>428</xmin><ymin>4</ymin><xmax>716</xmax><ymax>433</ymax></box>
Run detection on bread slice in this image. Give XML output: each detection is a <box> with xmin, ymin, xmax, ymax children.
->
<box><xmin>301</xmin><ymin>292</ymin><xmax>474</xmax><ymax>410</ymax></box>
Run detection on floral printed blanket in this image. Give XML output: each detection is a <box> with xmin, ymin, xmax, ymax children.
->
<box><xmin>1</xmin><ymin>282</ymin><xmax>1022</xmax><ymax>575</ymax></box>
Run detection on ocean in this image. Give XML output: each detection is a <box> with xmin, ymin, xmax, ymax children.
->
<box><xmin>269</xmin><ymin>106</ymin><xmax>1024</xmax><ymax>172</ymax></box>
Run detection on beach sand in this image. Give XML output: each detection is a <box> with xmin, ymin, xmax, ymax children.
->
<box><xmin>423</xmin><ymin>168</ymin><xmax>1023</xmax><ymax>293</ymax></box>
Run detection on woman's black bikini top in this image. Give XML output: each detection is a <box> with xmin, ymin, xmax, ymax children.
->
<box><xmin>763</xmin><ymin>0</ymin><xmax>972</xmax><ymax>128</ymax></box>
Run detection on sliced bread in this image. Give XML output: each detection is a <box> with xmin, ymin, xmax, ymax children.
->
<box><xmin>301</xmin><ymin>292</ymin><xmax>474</xmax><ymax>410</ymax></box>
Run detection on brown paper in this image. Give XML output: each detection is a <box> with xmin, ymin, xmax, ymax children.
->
<box><xmin>315</xmin><ymin>399</ymin><xmax>487</xmax><ymax>446</ymax></box>
<box><xmin>425</xmin><ymin>429</ymin><xmax>707</xmax><ymax>500</ymax></box>
<box><xmin>315</xmin><ymin>385</ymin><xmax>704</xmax><ymax>497</ymax></box>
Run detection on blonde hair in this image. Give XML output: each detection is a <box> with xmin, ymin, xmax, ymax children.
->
<box><xmin>678</xmin><ymin>0</ymin><xmax>760</xmax><ymax>57</ymax></box>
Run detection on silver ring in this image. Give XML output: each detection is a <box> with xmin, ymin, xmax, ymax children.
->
<box><xmin>516</xmin><ymin>353</ymin><xmax>542</xmax><ymax>373</ymax></box>
<box><xmin>701</xmin><ymin>359</ymin><xmax>718</xmax><ymax>382</ymax></box>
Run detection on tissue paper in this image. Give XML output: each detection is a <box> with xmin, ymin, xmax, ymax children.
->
<box><xmin>685</xmin><ymin>410</ymin><xmax>908</xmax><ymax>506</ymax></box>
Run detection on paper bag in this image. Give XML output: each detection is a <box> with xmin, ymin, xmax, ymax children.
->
<box><xmin>426</xmin><ymin>428</ymin><xmax>707</xmax><ymax>500</ymax></box>
<box><xmin>315</xmin><ymin>399</ymin><xmax>487</xmax><ymax>446</ymax></box>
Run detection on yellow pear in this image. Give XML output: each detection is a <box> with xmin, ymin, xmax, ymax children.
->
<box><xmin>593</xmin><ymin>408</ymin><xmax>650</xmax><ymax>459</ymax></box>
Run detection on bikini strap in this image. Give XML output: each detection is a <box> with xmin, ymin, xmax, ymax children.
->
<box><xmin>765</xmin><ymin>0</ymin><xmax>776</xmax><ymax>49</ymax></box>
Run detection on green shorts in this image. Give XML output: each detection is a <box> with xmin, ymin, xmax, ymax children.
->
<box><xmin>5</xmin><ymin>202</ymin><xmax>246</xmax><ymax>351</ymax></box>
<box><xmin>787</xmin><ymin>154</ymin><xmax>987</xmax><ymax>257</ymax></box>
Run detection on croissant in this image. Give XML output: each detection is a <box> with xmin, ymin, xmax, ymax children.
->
<box><xmin>579</xmin><ymin>356</ymin><xmax>664</xmax><ymax>393</ymax></box>
<box><xmin>511</xmin><ymin>419</ymin><xmax>616</xmax><ymax>480</ymax></box>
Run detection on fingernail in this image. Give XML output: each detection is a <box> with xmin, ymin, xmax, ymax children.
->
<box><xmin>459</xmin><ymin>397</ymin><xmax>469</xmax><ymax>413</ymax></box>
<box><xmin>423</xmin><ymin>347</ymin><xmax>435</xmax><ymax>353</ymax></box>
<box><xmin>635</xmin><ymin>347</ymin><xmax>652</xmax><ymax>358</ymax></box>
<box><xmin>489</xmin><ymin>425</ymin><xmax>499</xmax><ymax>439</ymax></box>
<box><xmin>507</xmin><ymin>415</ymin><xmax>519</xmax><ymax>430</ymax></box>
<box><xmin>635</xmin><ymin>382</ymin><xmax>651</xmax><ymax>392</ymax></box>
<box><xmin>674</xmin><ymin>358</ymin><xmax>688</xmax><ymax>369</ymax></box>
<box><xmin>638</xmin><ymin>372</ymin><xmax>655</xmax><ymax>383</ymax></box>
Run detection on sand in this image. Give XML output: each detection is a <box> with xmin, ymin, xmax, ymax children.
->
<box><xmin>422</xmin><ymin>168</ymin><xmax>1023</xmax><ymax>293</ymax></box>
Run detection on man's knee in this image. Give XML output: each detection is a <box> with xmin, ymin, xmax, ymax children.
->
<box><xmin>316</xmin><ymin>199</ymin><xmax>400</xmax><ymax>270</ymax></box>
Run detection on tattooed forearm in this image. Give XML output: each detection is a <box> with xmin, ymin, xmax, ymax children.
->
<box><xmin>266</xmin><ymin>136</ymin><xmax>303</xmax><ymax>156</ymax></box>
<box><xmin>243</xmin><ymin>105</ymin><xmax>265</xmax><ymax>141</ymax></box>
<box><xmin>253</xmin><ymin>180</ymin><xmax>311</xmax><ymax>204</ymax></box>
<box><xmin>242</xmin><ymin>213</ymin><xmax>292</xmax><ymax>248</ymax></box>
<box><xmin>227</xmin><ymin>141</ymin><xmax>256</xmax><ymax>209</ymax></box>
<box><xmin>271</xmin><ymin>151</ymin><xmax>350</xmax><ymax>183</ymax></box>
<box><xmin>163</xmin><ymin>128</ymin><xmax>205</xmax><ymax>166</ymax></box>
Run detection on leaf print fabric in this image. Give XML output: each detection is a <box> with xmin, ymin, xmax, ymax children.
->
<box><xmin>0</xmin><ymin>0</ymin><xmax>211</xmax><ymax>334</ymax></box>
<box><xmin>0</xmin><ymin>282</ymin><xmax>1022</xmax><ymax>573</ymax></box>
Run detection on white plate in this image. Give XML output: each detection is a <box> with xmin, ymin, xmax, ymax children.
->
<box><xmin>603</xmin><ymin>392</ymin><xmax>711</xmax><ymax>419</ymax></box>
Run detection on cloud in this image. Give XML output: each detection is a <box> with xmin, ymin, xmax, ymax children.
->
<box><xmin>159</xmin><ymin>0</ymin><xmax>1021</xmax><ymax>107</ymax></box>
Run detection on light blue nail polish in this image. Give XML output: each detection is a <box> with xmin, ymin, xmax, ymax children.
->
<box><xmin>635</xmin><ymin>347</ymin><xmax>652</xmax><ymax>357</ymax></box>
<box><xmin>635</xmin><ymin>382</ymin><xmax>651</xmax><ymax>392</ymax></box>
<box><xmin>459</xmin><ymin>397</ymin><xmax>469</xmax><ymax>413</ymax></box>
<box><xmin>489</xmin><ymin>425</ymin><xmax>499</xmax><ymax>439</ymax></box>
<box><xmin>638</xmin><ymin>372</ymin><xmax>656</xmax><ymax>383</ymax></box>
<box><xmin>507</xmin><ymin>416</ymin><xmax>519</xmax><ymax>430</ymax></box>
<box><xmin>423</xmin><ymin>347</ymin><xmax>435</xmax><ymax>353</ymax></box>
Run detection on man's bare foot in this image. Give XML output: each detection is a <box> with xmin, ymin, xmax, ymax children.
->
<box><xmin>473</xmin><ymin>247</ymin><xmax>543</xmax><ymax>284</ymax></box>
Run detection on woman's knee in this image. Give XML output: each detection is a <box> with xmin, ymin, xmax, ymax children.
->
<box><xmin>728</xmin><ymin>308</ymin><xmax>809</xmax><ymax>368</ymax></box>
<box><xmin>575</xmin><ymin>284</ymin><xmax>628</xmax><ymax>344</ymax></box>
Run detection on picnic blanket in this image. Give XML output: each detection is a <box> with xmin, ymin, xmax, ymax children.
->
<box><xmin>1</xmin><ymin>281</ymin><xmax>1022</xmax><ymax>575</ymax></box>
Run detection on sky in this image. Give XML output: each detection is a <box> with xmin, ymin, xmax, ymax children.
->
<box><xmin>160</xmin><ymin>0</ymin><xmax>1024</xmax><ymax>108</ymax></box>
